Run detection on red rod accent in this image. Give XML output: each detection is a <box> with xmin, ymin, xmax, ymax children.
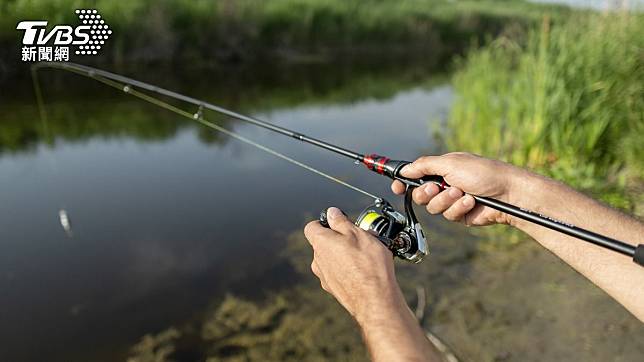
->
<box><xmin>363</xmin><ymin>154</ymin><xmax>375</xmax><ymax>170</ymax></box>
<box><xmin>375</xmin><ymin>156</ymin><xmax>389</xmax><ymax>174</ymax></box>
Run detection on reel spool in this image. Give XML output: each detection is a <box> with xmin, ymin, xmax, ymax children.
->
<box><xmin>319</xmin><ymin>188</ymin><xmax>428</xmax><ymax>263</ymax></box>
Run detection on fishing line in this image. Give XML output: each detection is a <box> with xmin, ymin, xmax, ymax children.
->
<box><xmin>31</xmin><ymin>64</ymin><xmax>380</xmax><ymax>202</ymax></box>
<box><xmin>31</xmin><ymin>66</ymin><xmax>75</xmax><ymax>237</ymax></box>
<box><xmin>32</xmin><ymin>62</ymin><xmax>427</xmax><ymax>263</ymax></box>
<box><xmin>31</xmin><ymin>62</ymin><xmax>643</xmax><ymax>266</ymax></box>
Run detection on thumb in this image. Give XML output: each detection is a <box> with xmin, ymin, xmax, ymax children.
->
<box><xmin>400</xmin><ymin>155</ymin><xmax>450</xmax><ymax>178</ymax></box>
<box><xmin>326</xmin><ymin>207</ymin><xmax>356</xmax><ymax>235</ymax></box>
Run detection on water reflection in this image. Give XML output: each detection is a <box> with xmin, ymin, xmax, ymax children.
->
<box><xmin>0</xmin><ymin>61</ymin><xmax>450</xmax><ymax>361</ymax></box>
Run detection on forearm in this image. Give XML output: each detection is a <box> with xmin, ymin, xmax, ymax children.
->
<box><xmin>356</xmin><ymin>286</ymin><xmax>443</xmax><ymax>362</ymax></box>
<box><xmin>507</xmin><ymin>169</ymin><xmax>644</xmax><ymax>320</ymax></box>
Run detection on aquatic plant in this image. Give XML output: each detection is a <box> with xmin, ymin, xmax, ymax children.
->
<box><xmin>126</xmin><ymin>232</ymin><xmax>367</xmax><ymax>361</ymax></box>
<box><xmin>127</xmin><ymin>328</ymin><xmax>181</xmax><ymax>362</ymax></box>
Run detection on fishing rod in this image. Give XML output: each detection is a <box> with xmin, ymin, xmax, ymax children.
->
<box><xmin>31</xmin><ymin>62</ymin><xmax>427</xmax><ymax>263</ymax></box>
<box><xmin>32</xmin><ymin>62</ymin><xmax>643</xmax><ymax>267</ymax></box>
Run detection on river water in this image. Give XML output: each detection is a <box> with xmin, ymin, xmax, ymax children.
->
<box><xmin>1</xmin><ymin>61</ymin><xmax>642</xmax><ymax>362</ymax></box>
<box><xmin>0</xmin><ymin>61</ymin><xmax>452</xmax><ymax>361</ymax></box>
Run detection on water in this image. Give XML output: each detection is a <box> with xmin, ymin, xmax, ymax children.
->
<box><xmin>2</xmin><ymin>61</ymin><xmax>642</xmax><ymax>362</ymax></box>
<box><xmin>0</xmin><ymin>61</ymin><xmax>452</xmax><ymax>361</ymax></box>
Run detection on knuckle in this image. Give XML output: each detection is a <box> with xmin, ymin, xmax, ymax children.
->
<box><xmin>445</xmin><ymin>151</ymin><xmax>471</xmax><ymax>162</ymax></box>
<box><xmin>339</xmin><ymin>221</ymin><xmax>357</xmax><ymax>234</ymax></box>
<box><xmin>447</xmin><ymin>151</ymin><xmax>469</xmax><ymax>157</ymax></box>
<box><xmin>354</xmin><ymin>228</ymin><xmax>370</xmax><ymax>241</ymax></box>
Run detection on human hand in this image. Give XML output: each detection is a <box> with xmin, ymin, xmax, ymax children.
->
<box><xmin>303</xmin><ymin>207</ymin><xmax>406</xmax><ymax>324</ymax></box>
<box><xmin>391</xmin><ymin>152</ymin><xmax>522</xmax><ymax>226</ymax></box>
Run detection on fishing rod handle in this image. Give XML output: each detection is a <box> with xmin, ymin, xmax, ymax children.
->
<box><xmin>635</xmin><ymin>245</ymin><xmax>644</xmax><ymax>266</ymax></box>
<box><xmin>364</xmin><ymin>157</ymin><xmax>641</xmax><ymax>265</ymax></box>
<box><xmin>361</xmin><ymin>156</ymin><xmax>446</xmax><ymax>188</ymax></box>
<box><xmin>472</xmin><ymin>195</ymin><xmax>637</xmax><ymax>257</ymax></box>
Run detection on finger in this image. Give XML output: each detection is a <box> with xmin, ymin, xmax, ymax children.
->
<box><xmin>304</xmin><ymin>220</ymin><xmax>340</xmax><ymax>248</ymax></box>
<box><xmin>399</xmin><ymin>155</ymin><xmax>451</xmax><ymax>179</ymax></box>
<box><xmin>442</xmin><ymin>194</ymin><xmax>476</xmax><ymax>221</ymax></box>
<box><xmin>462</xmin><ymin>204</ymin><xmax>494</xmax><ymax>226</ymax></box>
<box><xmin>391</xmin><ymin>180</ymin><xmax>406</xmax><ymax>195</ymax></box>
<box><xmin>412</xmin><ymin>183</ymin><xmax>440</xmax><ymax>205</ymax></box>
<box><xmin>326</xmin><ymin>207</ymin><xmax>356</xmax><ymax>235</ymax></box>
<box><xmin>426</xmin><ymin>187</ymin><xmax>463</xmax><ymax>214</ymax></box>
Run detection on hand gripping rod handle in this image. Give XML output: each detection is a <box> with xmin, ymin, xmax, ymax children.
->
<box><xmin>360</xmin><ymin>156</ymin><xmax>641</xmax><ymax>265</ymax></box>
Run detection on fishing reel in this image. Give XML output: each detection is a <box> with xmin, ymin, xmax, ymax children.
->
<box><xmin>319</xmin><ymin>188</ymin><xmax>428</xmax><ymax>263</ymax></box>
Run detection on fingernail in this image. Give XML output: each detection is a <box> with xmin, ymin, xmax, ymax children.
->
<box><xmin>327</xmin><ymin>207</ymin><xmax>343</xmax><ymax>220</ymax></box>
<box><xmin>462</xmin><ymin>195</ymin><xmax>475</xmax><ymax>207</ymax></box>
<box><xmin>448</xmin><ymin>187</ymin><xmax>461</xmax><ymax>198</ymax></box>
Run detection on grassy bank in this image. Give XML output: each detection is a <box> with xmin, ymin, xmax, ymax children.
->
<box><xmin>447</xmin><ymin>12</ymin><xmax>644</xmax><ymax>211</ymax></box>
<box><xmin>1</xmin><ymin>0</ymin><xmax>569</xmax><ymax>65</ymax></box>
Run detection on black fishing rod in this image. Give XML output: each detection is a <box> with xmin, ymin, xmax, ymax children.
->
<box><xmin>32</xmin><ymin>62</ymin><xmax>643</xmax><ymax>267</ymax></box>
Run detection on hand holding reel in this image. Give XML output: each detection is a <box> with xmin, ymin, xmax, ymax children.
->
<box><xmin>319</xmin><ymin>186</ymin><xmax>428</xmax><ymax>263</ymax></box>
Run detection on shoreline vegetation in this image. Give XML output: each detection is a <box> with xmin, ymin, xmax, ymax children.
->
<box><xmin>447</xmin><ymin>11</ymin><xmax>644</xmax><ymax>213</ymax></box>
<box><xmin>1</xmin><ymin>0</ymin><xmax>570</xmax><ymax>69</ymax></box>
<box><xmin>1</xmin><ymin>1</ymin><xmax>643</xmax><ymax>361</ymax></box>
<box><xmin>124</xmin><ymin>9</ymin><xmax>644</xmax><ymax>361</ymax></box>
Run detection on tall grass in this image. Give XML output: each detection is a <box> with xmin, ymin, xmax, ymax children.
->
<box><xmin>1</xmin><ymin>0</ymin><xmax>568</xmax><ymax>63</ymax></box>
<box><xmin>447</xmin><ymin>13</ymin><xmax>644</xmax><ymax>210</ymax></box>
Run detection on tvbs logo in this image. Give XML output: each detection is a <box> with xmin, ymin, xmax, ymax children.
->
<box><xmin>17</xmin><ymin>9</ymin><xmax>112</xmax><ymax>62</ymax></box>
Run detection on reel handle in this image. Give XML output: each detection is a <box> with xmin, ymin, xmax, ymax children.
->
<box><xmin>317</xmin><ymin>197</ymin><xmax>428</xmax><ymax>263</ymax></box>
<box><xmin>319</xmin><ymin>209</ymin><xmax>330</xmax><ymax>228</ymax></box>
<box><xmin>318</xmin><ymin>208</ymin><xmax>347</xmax><ymax>228</ymax></box>
<box><xmin>317</xmin><ymin>207</ymin><xmax>400</xmax><ymax>258</ymax></box>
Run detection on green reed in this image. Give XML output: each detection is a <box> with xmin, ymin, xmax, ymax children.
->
<box><xmin>2</xmin><ymin>0</ymin><xmax>567</xmax><ymax>62</ymax></box>
<box><xmin>447</xmin><ymin>12</ymin><xmax>644</xmax><ymax>210</ymax></box>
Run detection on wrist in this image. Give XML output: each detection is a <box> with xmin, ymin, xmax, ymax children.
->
<box><xmin>353</xmin><ymin>281</ymin><xmax>407</xmax><ymax>328</ymax></box>
<box><xmin>504</xmin><ymin>165</ymin><xmax>546</xmax><ymax>229</ymax></box>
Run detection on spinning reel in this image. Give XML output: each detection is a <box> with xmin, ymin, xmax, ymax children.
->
<box><xmin>38</xmin><ymin>63</ymin><xmax>643</xmax><ymax>267</ymax></box>
<box><xmin>319</xmin><ymin>187</ymin><xmax>428</xmax><ymax>263</ymax></box>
